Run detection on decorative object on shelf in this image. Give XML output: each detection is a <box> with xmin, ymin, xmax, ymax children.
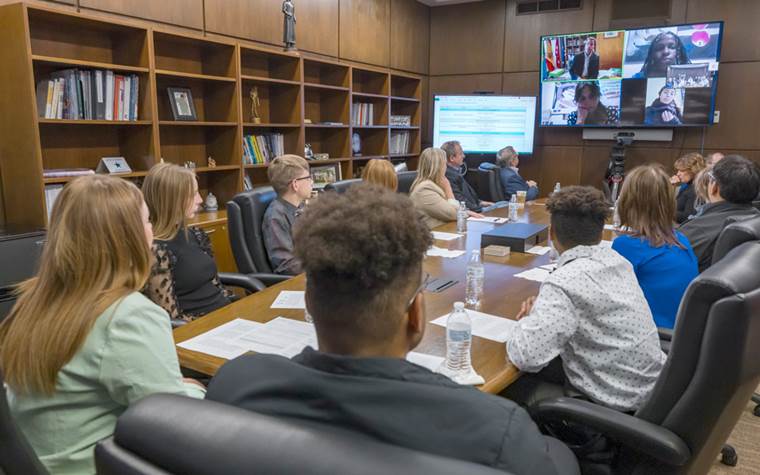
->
<box><xmin>352</xmin><ymin>132</ymin><xmax>362</xmax><ymax>157</ymax></box>
<box><xmin>184</xmin><ymin>161</ymin><xmax>196</xmax><ymax>169</ymax></box>
<box><xmin>207</xmin><ymin>156</ymin><xmax>216</xmax><ymax>168</ymax></box>
<box><xmin>167</xmin><ymin>87</ymin><xmax>197</xmax><ymax>121</ymax></box>
<box><xmin>95</xmin><ymin>157</ymin><xmax>132</xmax><ymax>175</ymax></box>
<box><xmin>304</xmin><ymin>118</ymin><xmax>312</xmax><ymax>124</ymax></box>
<box><xmin>160</xmin><ymin>157</ymin><xmax>165</xmax><ymax>164</ymax></box>
<box><xmin>282</xmin><ymin>0</ymin><xmax>296</xmax><ymax>51</ymax></box>
<box><xmin>304</xmin><ymin>143</ymin><xmax>314</xmax><ymax>160</ymax></box>
<box><xmin>204</xmin><ymin>192</ymin><xmax>219</xmax><ymax>211</ymax></box>
<box><xmin>314</xmin><ymin>153</ymin><xmax>330</xmax><ymax>161</ymax></box>
<box><xmin>390</xmin><ymin>115</ymin><xmax>412</xmax><ymax>127</ymax></box>
<box><xmin>311</xmin><ymin>163</ymin><xmax>342</xmax><ymax>189</ymax></box>
<box><xmin>250</xmin><ymin>87</ymin><xmax>262</xmax><ymax>124</ymax></box>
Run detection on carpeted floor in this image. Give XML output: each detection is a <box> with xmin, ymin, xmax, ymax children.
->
<box><xmin>710</xmin><ymin>395</ymin><xmax>760</xmax><ymax>474</ymax></box>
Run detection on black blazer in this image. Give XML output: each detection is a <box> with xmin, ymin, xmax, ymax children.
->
<box><xmin>569</xmin><ymin>53</ymin><xmax>599</xmax><ymax>80</ymax></box>
<box><xmin>445</xmin><ymin>165</ymin><xmax>482</xmax><ymax>212</ymax></box>
<box><xmin>675</xmin><ymin>183</ymin><xmax>697</xmax><ymax>224</ymax></box>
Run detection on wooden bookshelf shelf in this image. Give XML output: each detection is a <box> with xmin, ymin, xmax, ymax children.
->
<box><xmin>38</xmin><ymin>119</ymin><xmax>152</xmax><ymax>126</ymax></box>
<box><xmin>31</xmin><ymin>55</ymin><xmax>150</xmax><ymax>73</ymax></box>
<box><xmin>391</xmin><ymin>96</ymin><xmax>421</xmax><ymax>103</ymax></box>
<box><xmin>352</xmin><ymin>92</ymin><xmax>388</xmax><ymax>99</ymax></box>
<box><xmin>353</xmin><ymin>67</ymin><xmax>389</xmax><ymax>96</ymax></box>
<box><xmin>240</xmin><ymin>47</ymin><xmax>300</xmax><ymax>82</ymax></box>
<box><xmin>305</xmin><ymin>124</ymin><xmax>348</xmax><ymax>129</ymax></box>
<box><xmin>389</xmin><ymin>153</ymin><xmax>419</xmax><ymax>158</ymax></box>
<box><xmin>244</xmin><ymin>163</ymin><xmax>269</xmax><ymax>169</ymax></box>
<box><xmin>158</xmin><ymin>121</ymin><xmax>238</xmax><ymax>127</ymax></box>
<box><xmin>241</xmin><ymin>75</ymin><xmax>300</xmax><ymax>86</ymax></box>
<box><xmin>155</xmin><ymin>69</ymin><xmax>237</xmax><ymax>83</ymax></box>
<box><xmin>43</xmin><ymin>171</ymin><xmax>148</xmax><ymax>184</ymax></box>
<box><xmin>242</xmin><ymin>123</ymin><xmax>300</xmax><ymax>128</ymax></box>
<box><xmin>390</xmin><ymin>126</ymin><xmax>420</xmax><ymax>130</ymax></box>
<box><xmin>193</xmin><ymin>165</ymin><xmax>240</xmax><ymax>173</ymax></box>
<box><xmin>352</xmin><ymin>155</ymin><xmax>388</xmax><ymax>161</ymax></box>
<box><xmin>304</xmin><ymin>83</ymin><xmax>350</xmax><ymax>92</ymax></box>
<box><xmin>352</xmin><ymin>125</ymin><xmax>388</xmax><ymax>129</ymax></box>
<box><xmin>309</xmin><ymin>158</ymin><xmax>351</xmax><ymax>165</ymax></box>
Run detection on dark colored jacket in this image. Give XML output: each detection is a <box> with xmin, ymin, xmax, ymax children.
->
<box><xmin>262</xmin><ymin>198</ymin><xmax>302</xmax><ymax>275</ymax></box>
<box><xmin>644</xmin><ymin>100</ymin><xmax>682</xmax><ymax>126</ymax></box>
<box><xmin>206</xmin><ymin>348</ymin><xmax>561</xmax><ymax>475</ymax></box>
<box><xmin>678</xmin><ymin>201</ymin><xmax>760</xmax><ymax>272</ymax></box>
<box><xmin>479</xmin><ymin>162</ymin><xmax>539</xmax><ymax>201</ymax></box>
<box><xmin>569</xmin><ymin>53</ymin><xmax>599</xmax><ymax>80</ymax></box>
<box><xmin>445</xmin><ymin>165</ymin><xmax>482</xmax><ymax>211</ymax></box>
<box><xmin>675</xmin><ymin>183</ymin><xmax>697</xmax><ymax>224</ymax></box>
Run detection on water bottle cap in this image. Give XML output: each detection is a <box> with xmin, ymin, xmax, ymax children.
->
<box><xmin>454</xmin><ymin>301</ymin><xmax>465</xmax><ymax>310</ymax></box>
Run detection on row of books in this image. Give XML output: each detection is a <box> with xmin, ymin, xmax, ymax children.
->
<box><xmin>243</xmin><ymin>133</ymin><xmax>285</xmax><ymax>165</ymax></box>
<box><xmin>352</xmin><ymin>102</ymin><xmax>375</xmax><ymax>126</ymax></box>
<box><xmin>390</xmin><ymin>131</ymin><xmax>411</xmax><ymax>155</ymax></box>
<box><xmin>36</xmin><ymin>69</ymin><xmax>140</xmax><ymax>121</ymax></box>
<box><xmin>44</xmin><ymin>184</ymin><xmax>64</xmax><ymax>220</ymax></box>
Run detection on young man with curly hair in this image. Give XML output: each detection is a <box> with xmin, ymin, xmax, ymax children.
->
<box><xmin>505</xmin><ymin>186</ymin><xmax>666</xmax><ymax>412</ymax></box>
<box><xmin>206</xmin><ymin>185</ymin><xmax>573</xmax><ymax>474</ymax></box>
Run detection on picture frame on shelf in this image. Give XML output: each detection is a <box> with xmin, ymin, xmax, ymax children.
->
<box><xmin>311</xmin><ymin>163</ymin><xmax>342</xmax><ymax>189</ymax></box>
<box><xmin>167</xmin><ymin>87</ymin><xmax>197</xmax><ymax>121</ymax></box>
<box><xmin>96</xmin><ymin>156</ymin><xmax>132</xmax><ymax>175</ymax></box>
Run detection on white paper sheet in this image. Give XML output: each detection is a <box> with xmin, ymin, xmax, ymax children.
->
<box><xmin>431</xmin><ymin>309</ymin><xmax>518</xmax><ymax>343</ymax></box>
<box><xmin>406</xmin><ymin>352</ymin><xmax>445</xmax><ymax>372</ymax></box>
<box><xmin>600</xmin><ymin>240</ymin><xmax>613</xmax><ymax>247</ymax></box>
<box><xmin>468</xmin><ymin>216</ymin><xmax>508</xmax><ymax>224</ymax></box>
<box><xmin>526</xmin><ymin>245</ymin><xmax>551</xmax><ymax>255</ymax></box>
<box><xmin>604</xmin><ymin>224</ymin><xmax>617</xmax><ymax>231</ymax></box>
<box><xmin>177</xmin><ymin>319</ymin><xmax>264</xmax><ymax>359</ymax></box>
<box><xmin>431</xmin><ymin>231</ymin><xmax>461</xmax><ymax>241</ymax></box>
<box><xmin>271</xmin><ymin>291</ymin><xmax>306</xmax><ymax>309</ymax></box>
<box><xmin>426</xmin><ymin>246</ymin><xmax>466</xmax><ymax>258</ymax></box>
<box><xmin>514</xmin><ymin>267</ymin><xmax>552</xmax><ymax>283</ymax></box>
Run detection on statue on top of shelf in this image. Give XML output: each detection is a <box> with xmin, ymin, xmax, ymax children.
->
<box><xmin>250</xmin><ymin>87</ymin><xmax>261</xmax><ymax>123</ymax></box>
<box><xmin>282</xmin><ymin>0</ymin><xmax>296</xmax><ymax>51</ymax></box>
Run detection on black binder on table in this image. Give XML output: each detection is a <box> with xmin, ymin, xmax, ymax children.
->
<box><xmin>480</xmin><ymin>222</ymin><xmax>549</xmax><ymax>253</ymax></box>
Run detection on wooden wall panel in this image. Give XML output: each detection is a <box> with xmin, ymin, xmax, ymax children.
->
<box><xmin>429</xmin><ymin>0</ymin><xmax>505</xmax><ymax>75</ymax></box>
<box><xmin>296</xmin><ymin>0</ymin><xmax>340</xmax><ymax>57</ymax></box>
<box><xmin>501</xmin><ymin>72</ymin><xmax>538</xmax><ymax>96</ymax></box>
<box><xmin>204</xmin><ymin>0</ymin><xmax>280</xmax><ymax>45</ymax></box>
<box><xmin>340</xmin><ymin>0</ymin><xmax>390</xmax><ymax>67</ymax></box>
<box><xmin>80</xmin><ymin>0</ymin><xmax>204</xmax><ymax>30</ymax></box>
<box><xmin>686</xmin><ymin>0</ymin><xmax>760</xmax><ymax>63</ymax></box>
<box><xmin>503</xmin><ymin>0</ymin><xmax>593</xmax><ymax>72</ymax></box>
<box><xmin>390</xmin><ymin>0</ymin><xmax>429</xmax><ymax>74</ymax></box>
<box><xmin>534</xmin><ymin>146</ymin><xmax>582</xmax><ymax>193</ymax></box>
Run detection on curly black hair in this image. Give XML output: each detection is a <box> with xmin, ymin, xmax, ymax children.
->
<box><xmin>293</xmin><ymin>184</ymin><xmax>432</xmax><ymax>344</ymax></box>
<box><xmin>546</xmin><ymin>186</ymin><xmax>610</xmax><ymax>248</ymax></box>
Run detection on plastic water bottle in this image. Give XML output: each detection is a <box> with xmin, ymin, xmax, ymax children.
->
<box><xmin>445</xmin><ymin>302</ymin><xmax>472</xmax><ymax>374</ymax></box>
<box><xmin>612</xmin><ymin>201</ymin><xmax>621</xmax><ymax>229</ymax></box>
<box><xmin>456</xmin><ymin>201</ymin><xmax>468</xmax><ymax>233</ymax></box>
<box><xmin>553</xmin><ymin>182</ymin><xmax>561</xmax><ymax>194</ymax></box>
<box><xmin>465</xmin><ymin>249</ymin><xmax>484</xmax><ymax>308</ymax></box>
<box><xmin>508</xmin><ymin>194</ymin><xmax>518</xmax><ymax>222</ymax></box>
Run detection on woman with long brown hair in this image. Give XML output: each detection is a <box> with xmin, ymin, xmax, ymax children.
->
<box><xmin>612</xmin><ymin>164</ymin><xmax>698</xmax><ymax>329</ymax></box>
<box><xmin>0</xmin><ymin>175</ymin><xmax>204</xmax><ymax>474</ymax></box>
<box><xmin>361</xmin><ymin>158</ymin><xmax>398</xmax><ymax>191</ymax></box>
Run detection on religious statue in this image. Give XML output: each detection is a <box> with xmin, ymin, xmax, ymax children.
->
<box><xmin>249</xmin><ymin>87</ymin><xmax>261</xmax><ymax>123</ymax></box>
<box><xmin>282</xmin><ymin>0</ymin><xmax>296</xmax><ymax>51</ymax></box>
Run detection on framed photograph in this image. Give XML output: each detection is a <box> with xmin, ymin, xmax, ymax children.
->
<box><xmin>167</xmin><ymin>87</ymin><xmax>197</xmax><ymax>121</ymax></box>
<box><xmin>310</xmin><ymin>163</ymin><xmax>342</xmax><ymax>189</ymax></box>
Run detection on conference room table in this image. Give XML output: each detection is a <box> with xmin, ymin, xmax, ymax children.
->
<box><xmin>174</xmin><ymin>199</ymin><xmax>616</xmax><ymax>394</ymax></box>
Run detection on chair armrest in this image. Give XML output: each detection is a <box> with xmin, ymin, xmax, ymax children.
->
<box><xmin>218</xmin><ymin>272</ymin><xmax>266</xmax><ymax>293</ymax></box>
<box><xmin>531</xmin><ymin>397</ymin><xmax>690</xmax><ymax>466</ymax></box>
<box><xmin>248</xmin><ymin>273</ymin><xmax>292</xmax><ymax>287</ymax></box>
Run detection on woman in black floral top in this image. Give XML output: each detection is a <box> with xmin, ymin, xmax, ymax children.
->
<box><xmin>141</xmin><ymin>163</ymin><xmax>231</xmax><ymax>322</ymax></box>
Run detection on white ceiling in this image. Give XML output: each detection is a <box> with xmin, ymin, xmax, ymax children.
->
<box><xmin>416</xmin><ymin>0</ymin><xmax>486</xmax><ymax>6</ymax></box>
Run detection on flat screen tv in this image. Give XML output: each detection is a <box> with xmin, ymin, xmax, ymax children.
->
<box><xmin>539</xmin><ymin>22</ymin><xmax>724</xmax><ymax>128</ymax></box>
<box><xmin>433</xmin><ymin>95</ymin><xmax>536</xmax><ymax>154</ymax></box>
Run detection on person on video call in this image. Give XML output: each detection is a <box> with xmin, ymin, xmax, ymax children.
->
<box><xmin>567</xmin><ymin>82</ymin><xmax>616</xmax><ymax>126</ymax></box>
<box><xmin>644</xmin><ymin>84</ymin><xmax>683</xmax><ymax>125</ymax></box>
<box><xmin>633</xmin><ymin>31</ymin><xmax>690</xmax><ymax>79</ymax></box>
<box><xmin>569</xmin><ymin>37</ymin><xmax>599</xmax><ymax>80</ymax></box>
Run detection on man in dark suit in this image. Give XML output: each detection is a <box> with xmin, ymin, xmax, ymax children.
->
<box><xmin>569</xmin><ymin>37</ymin><xmax>599</xmax><ymax>80</ymax></box>
<box><xmin>480</xmin><ymin>146</ymin><xmax>539</xmax><ymax>201</ymax></box>
<box><xmin>440</xmin><ymin>140</ymin><xmax>490</xmax><ymax>213</ymax></box>
<box><xmin>206</xmin><ymin>186</ymin><xmax>574</xmax><ymax>474</ymax></box>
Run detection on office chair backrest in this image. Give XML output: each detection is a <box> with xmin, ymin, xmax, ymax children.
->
<box><xmin>0</xmin><ymin>371</ymin><xmax>48</xmax><ymax>475</ymax></box>
<box><xmin>323</xmin><ymin>178</ymin><xmax>362</xmax><ymax>194</ymax></box>
<box><xmin>635</xmin><ymin>241</ymin><xmax>760</xmax><ymax>474</ymax></box>
<box><xmin>227</xmin><ymin>187</ymin><xmax>277</xmax><ymax>274</ymax></box>
<box><xmin>711</xmin><ymin>215</ymin><xmax>760</xmax><ymax>265</ymax></box>
<box><xmin>396</xmin><ymin>171</ymin><xmax>417</xmax><ymax>194</ymax></box>
<box><xmin>95</xmin><ymin>394</ymin><xmax>508</xmax><ymax>475</ymax></box>
<box><xmin>465</xmin><ymin>169</ymin><xmax>504</xmax><ymax>202</ymax></box>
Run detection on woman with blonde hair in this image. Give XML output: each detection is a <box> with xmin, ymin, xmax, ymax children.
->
<box><xmin>0</xmin><ymin>175</ymin><xmax>204</xmax><ymax>475</ymax></box>
<box><xmin>142</xmin><ymin>162</ymin><xmax>232</xmax><ymax>322</ymax></box>
<box><xmin>361</xmin><ymin>158</ymin><xmax>398</xmax><ymax>191</ymax></box>
<box><xmin>612</xmin><ymin>164</ymin><xmax>698</xmax><ymax>329</ymax></box>
<box><xmin>671</xmin><ymin>152</ymin><xmax>706</xmax><ymax>223</ymax></box>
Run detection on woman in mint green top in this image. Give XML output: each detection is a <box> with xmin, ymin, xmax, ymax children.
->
<box><xmin>0</xmin><ymin>176</ymin><xmax>205</xmax><ymax>475</ymax></box>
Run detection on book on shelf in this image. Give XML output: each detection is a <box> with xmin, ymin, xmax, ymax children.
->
<box><xmin>390</xmin><ymin>115</ymin><xmax>411</xmax><ymax>127</ymax></box>
<box><xmin>44</xmin><ymin>184</ymin><xmax>64</xmax><ymax>220</ymax></box>
<box><xmin>352</xmin><ymin>102</ymin><xmax>374</xmax><ymax>126</ymax></box>
<box><xmin>36</xmin><ymin>68</ymin><xmax>139</xmax><ymax>121</ymax></box>
<box><xmin>390</xmin><ymin>130</ymin><xmax>411</xmax><ymax>155</ymax></box>
<box><xmin>243</xmin><ymin>133</ymin><xmax>285</xmax><ymax>165</ymax></box>
<box><xmin>43</xmin><ymin>168</ymin><xmax>96</xmax><ymax>178</ymax></box>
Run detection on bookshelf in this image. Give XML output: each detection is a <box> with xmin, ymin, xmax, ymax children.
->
<box><xmin>0</xmin><ymin>3</ymin><xmax>423</xmax><ymax>230</ymax></box>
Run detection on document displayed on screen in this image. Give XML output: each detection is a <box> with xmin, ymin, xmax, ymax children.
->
<box><xmin>433</xmin><ymin>95</ymin><xmax>536</xmax><ymax>154</ymax></box>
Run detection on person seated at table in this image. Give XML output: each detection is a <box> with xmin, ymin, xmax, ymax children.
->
<box><xmin>440</xmin><ymin>140</ymin><xmax>492</xmax><ymax>212</ymax></box>
<box><xmin>0</xmin><ymin>175</ymin><xmax>205</xmax><ymax>475</ymax></box>
<box><xmin>670</xmin><ymin>152</ymin><xmax>706</xmax><ymax>224</ymax></box>
<box><xmin>611</xmin><ymin>165</ymin><xmax>698</xmax><ymax>329</ymax></box>
<box><xmin>141</xmin><ymin>163</ymin><xmax>232</xmax><ymax>322</ymax></box>
<box><xmin>262</xmin><ymin>154</ymin><xmax>312</xmax><ymax>275</ymax></box>
<box><xmin>361</xmin><ymin>158</ymin><xmax>398</xmax><ymax>191</ymax></box>
<box><xmin>206</xmin><ymin>185</ymin><xmax>571</xmax><ymax>474</ymax></box>
<box><xmin>479</xmin><ymin>146</ymin><xmax>539</xmax><ymax>201</ymax></box>
<box><xmin>410</xmin><ymin>147</ymin><xmax>482</xmax><ymax>229</ymax></box>
<box><xmin>505</xmin><ymin>186</ymin><xmax>665</xmax><ymax>412</ymax></box>
<box><xmin>706</xmin><ymin>152</ymin><xmax>724</xmax><ymax>167</ymax></box>
<box><xmin>679</xmin><ymin>155</ymin><xmax>760</xmax><ymax>272</ymax></box>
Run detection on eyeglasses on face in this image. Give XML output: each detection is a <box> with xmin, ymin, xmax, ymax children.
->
<box><xmin>407</xmin><ymin>272</ymin><xmax>431</xmax><ymax>310</ymax></box>
<box><xmin>292</xmin><ymin>175</ymin><xmax>313</xmax><ymax>184</ymax></box>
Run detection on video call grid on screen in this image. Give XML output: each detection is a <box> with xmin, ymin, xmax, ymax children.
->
<box><xmin>432</xmin><ymin>95</ymin><xmax>537</xmax><ymax>154</ymax></box>
<box><xmin>539</xmin><ymin>22</ymin><xmax>723</xmax><ymax>128</ymax></box>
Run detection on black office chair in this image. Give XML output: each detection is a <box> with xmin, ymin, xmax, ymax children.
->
<box><xmin>396</xmin><ymin>171</ymin><xmax>417</xmax><ymax>194</ymax></box>
<box><xmin>465</xmin><ymin>168</ymin><xmax>505</xmax><ymax>202</ymax></box>
<box><xmin>323</xmin><ymin>178</ymin><xmax>362</xmax><ymax>194</ymax></box>
<box><xmin>95</xmin><ymin>394</ymin><xmax>515</xmax><ymax>475</ymax></box>
<box><xmin>226</xmin><ymin>187</ymin><xmax>292</xmax><ymax>287</ymax></box>
<box><xmin>0</xmin><ymin>370</ymin><xmax>48</xmax><ymax>475</ymax></box>
<box><xmin>530</xmin><ymin>241</ymin><xmax>760</xmax><ymax>474</ymax></box>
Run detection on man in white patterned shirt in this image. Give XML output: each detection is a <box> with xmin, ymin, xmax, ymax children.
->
<box><xmin>506</xmin><ymin>186</ymin><xmax>666</xmax><ymax>412</ymax></box>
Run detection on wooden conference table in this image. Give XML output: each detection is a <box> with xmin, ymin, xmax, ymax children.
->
<box><xmin>174</xmin><ymin>200</ymin><xmax>614</xmax><ymax>394</ymax></box>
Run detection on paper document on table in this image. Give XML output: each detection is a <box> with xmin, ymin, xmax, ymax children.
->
<box><xmin>526</xmin><ymin>245</ymin><xmax>551</xmax><ymax>255</ymax></box>
<box><xmin>604</xmin><ymin>224</ymin><xmax>617</xmax><ymax>231</ymax></box>
<box><xmin>514</xmin><ymin>267</ymin><xmax>552</xmax><ymax>283</ymax></box>
<box><xmin>406</xmin><ymin>352</ymin><xmax>445</xmax><ymax>372</ymax></box>
<box><xmin>468</xmin><ymin>216</ymin><xmax>508</xmax><ymax>224</ymax></box>
<box><xmin>431</xmin><ymin>231</ymin><xmax>461</xmax><ymax>241</ymax></box>
<box><xmin>177</xmin><ymin>319</ymin><xmax>264</xmax><ymax>359</ymax></box>
<box><xmin>271</xmin><ymin>291</ymin><xmax>306</xmax><ymax>309</ymax></box>
<box><xmin>431</xmin><ymin>309</ymin><xmax>518</xmax><ymax>343</ymax></box>
<box><xmin>426</xmin><ymin>246</ymin><xmax>466</xmax><ymax>258</ymax></box>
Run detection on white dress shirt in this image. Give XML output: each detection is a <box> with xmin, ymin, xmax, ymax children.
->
<box><xmin>582</xmin><ymin>52</ymin><xmax>591</xmax><ymax>78</ymax></box>
<box><xmin>507</xmin><ymin>244</ymin><xmax>666</xmax><ymax>412</ymax></box>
